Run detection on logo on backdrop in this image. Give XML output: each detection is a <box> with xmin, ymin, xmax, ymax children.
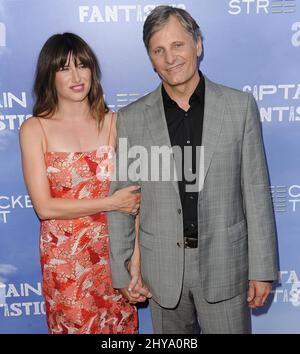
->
<box><xmin>79</xmin><ymin>3</ymin><xmax>186</xmax><ymax>23</ymax></box>
<box><xmin>0</xmin><ymin>91</ymin><xmax>31</xmax><ymax>131</ymax></box>
<box><xmin>0</xmin><ymin>22</ymin><xmax>6</xmax><ymax>47</ymax></box>
<box><xmin>272</xmin><ymin>271</ymin><xmax>300</xmax><ymax>307</ymax></box>
<box><xmin>291</xmin><ymin>22</ymin><xmax>300</xmax><ymax>47</ymax></box>
<box><xmin>0</xmin><ymin>264</ymin><xmax>17</xmax><ymax>306</ymax></box>
<box><xmin>0</xmin><ymin>195</ymin><xmax>33</xmax><ymax>224</ymax></box>
<box><xmin>0</xmin><ymin>281</ymin><xmax>45</xmax><ymax>317</ymax></box>
<box><xmin>243</xmin><ymin>83</ymin><xmax>300</xmax><ymax>123</ymax></box>
<box><xmin>271</xmin><ymin>185</ymin><xmax>300</xmax><ymax>212</ymax></box>
<box><xmin>228</xmin><ymin>0</ymin><xmax>297</xmax><ymax>15</ymax></box>
<box><xmin>108</xmin><ymin>91</ymin><xmax>146</xmax><ymax>110</ymax></box>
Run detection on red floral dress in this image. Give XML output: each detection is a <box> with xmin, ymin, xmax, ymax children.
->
<box><xmin>40</xmin><ymin>145</ymin><xmax>137</xmax><ymax>334</ymax></box>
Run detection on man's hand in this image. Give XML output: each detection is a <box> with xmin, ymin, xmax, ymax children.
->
<box><xmin>118</xmin><ymin>257</ymin><xmax>152</xmax><ymax>305</ymax></box>
<box><xmin>118</xmin><ymin>288</ymin><xmax>146</xmax><ymax>304</ymax></box>
<box><xmin>118</xmin><ymin>274</ymin><xmax>152</xmax><ymax>305</ymax></box>
<box><xmin>128</xmin><ymin>265</ymin><xmax>152</xmax><ymax>300</ymax></box>
<box><xmin>247</xmin><ymin>280</ymin><xmax>272</xmax><ymax>309</ymax></box>
<box><xmin>126</xmin><ymin>256</ymin><xmax>152</xmax><ymax>303</ymax></box>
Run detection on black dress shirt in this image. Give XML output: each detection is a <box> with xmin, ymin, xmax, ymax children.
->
<box><xmin>162</xmin><ymin>72</ymin><xmax>205</xmax><ymax>239</ymax></box>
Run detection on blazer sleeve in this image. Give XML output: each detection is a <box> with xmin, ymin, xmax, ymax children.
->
<box><xmin>241</xmin><ymin>93</ymin><xmax>278</xmax><ymax>281</ymax></box>
<box><xmin>108</xmin><ymin>109</ymin><xmax>137</xmax><ymax>289</ymax></box>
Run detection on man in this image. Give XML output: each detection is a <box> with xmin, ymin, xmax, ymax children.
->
<box><xmin>108</xmin><ymin>6</ymin><xmax>278</xmax><ymax>334</ymax></box>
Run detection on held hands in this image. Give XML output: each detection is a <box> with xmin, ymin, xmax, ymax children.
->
<box><xmin>118</xmin><ymin>273</ymin><xmax>152</xmax><ymax>304</ymax></box>
<box><xmin>111</xmin><ymin>185</ymin><xmax>141</xmax><ymax>215</ymax></box>
<box><xmin>119</xmin><ymin>252</ymin><xmax>152</xmax><ymax>305</ymax></box>
<box><xmin>127</xmin><ymin>258</ymin><xmax>152</xmax><ymax>304</ymax></box>
<box><xmin>247</xmin><ymin>280</ymin><xmax>273</xmax><ymax>309</ymax></box>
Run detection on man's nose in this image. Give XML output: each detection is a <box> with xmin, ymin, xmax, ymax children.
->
<box><xmin>164</xmin><ymin>50</ymin><xmax>176</xmax><ymax>65</ymax></box>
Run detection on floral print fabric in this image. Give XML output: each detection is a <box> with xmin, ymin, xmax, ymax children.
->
<box><xmin>40</xmin><ymin>147</ymin><xmax>137</xmax><ymax>334</ymax></box>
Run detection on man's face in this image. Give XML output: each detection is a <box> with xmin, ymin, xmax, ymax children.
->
<box><xmin>148</xmin><ymin>15</ymin><xmax>202</xmax><ymax>89</ymax></box>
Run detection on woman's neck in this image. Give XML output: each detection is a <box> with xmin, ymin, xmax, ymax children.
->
<box><xmin>55</xmin><ymin>100</ymin><xmax>92</xmax><ymax>122</ymax></box>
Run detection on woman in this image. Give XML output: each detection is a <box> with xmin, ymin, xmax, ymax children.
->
<box><xmin>20</xmin><ymin>33</ymin><xmax>141</xmax><ymax>334</ymax></box>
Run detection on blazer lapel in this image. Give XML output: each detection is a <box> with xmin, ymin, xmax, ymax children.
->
<box><xmin>144</xmin><ymin>85</ymin><xmax>180</xmax><ymax>196</ymax></box>
<box><xmin>201</xmin><ymin>78</ymin><xmax>225</xmax><ymax>186</ymax></box>
<box><xmin>143</xmin><ymin>78</ymin><xmax>225</xmax><ymax>195</ymax></box>
<box><xmin>144</xmin><ymin>85</ymin><xmax>172</xmax><ymax>148</ymax></box>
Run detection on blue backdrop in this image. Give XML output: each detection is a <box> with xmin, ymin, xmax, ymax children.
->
<box><xmin>0</xmin><ymin>0</ymin><xmax>299</xmax><ymax>334</ymax></box>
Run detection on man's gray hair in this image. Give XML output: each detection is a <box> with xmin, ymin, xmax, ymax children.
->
<box><xmin>143</xmin><ymin>6</ymin><xmax>202</xmax><ymax>53</ymax></box>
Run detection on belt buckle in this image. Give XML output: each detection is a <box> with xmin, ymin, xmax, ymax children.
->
<box><xmin>183</xmin><ymin>237</ymin><xmax>198</xmax><ymax>248</ymax></box>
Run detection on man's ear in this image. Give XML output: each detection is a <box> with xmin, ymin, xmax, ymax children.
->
<box><xmin>149</xmin><ymin>56</ymin><xmax>157</xmax><ymax>72</ymax></box>
<box><xmin>196</xmin><ymin>38</ymin><xmax>202</xmax><ymax>57</ymax></box>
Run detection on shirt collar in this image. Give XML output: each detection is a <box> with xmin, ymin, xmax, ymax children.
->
<box><xmin>162</xmin><ymin>71</ymin><xmax>205</xmax><ymax>107</ymax></box>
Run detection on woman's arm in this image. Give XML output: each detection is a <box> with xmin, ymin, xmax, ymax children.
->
<box><xmin>129</xmin><ymin>215</ymin><xmax>141</xmax><ymax>281</ymax></box>
<box><xmin>127</xmin><ymin>215</ymin><xmax>152</xmax><ymax>298</ymax></box>
<box><xmin>19</xmin><ymin>118</ymin><xmax>140</xmax><ymax>220</ymax></box>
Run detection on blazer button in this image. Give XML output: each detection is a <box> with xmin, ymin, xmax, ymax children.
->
<box><xmin>177</xmin><ymin>209</ymin><xmax>182</xmax><ymax>214</ymax></box>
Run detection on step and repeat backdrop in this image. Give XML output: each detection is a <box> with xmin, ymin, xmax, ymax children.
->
<box><xmin>0</xmin><ymin>0</ymin><xmax>299</xmax><ymax>334</ymax></box>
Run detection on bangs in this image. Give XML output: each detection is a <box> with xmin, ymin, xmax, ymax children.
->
<box><xmin>52</xmin><ymin>36</ymin><xmax>95</xmax><ymax>71</ymax></box>
<box><xmin>33</xmin><ymin>32</ymin><xmax>106</xmax><ymax>121</ymax></box>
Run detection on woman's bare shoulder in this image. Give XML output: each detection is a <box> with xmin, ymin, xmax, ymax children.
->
<box><xmin>20</xmin><ymin>116</ymin><xmax>39</xmax><ymax>131</ymax></box>
<box><xmin>19</xmin><ymin>116</ymin><xmax>44</xmax><ymax>139</ymax></box>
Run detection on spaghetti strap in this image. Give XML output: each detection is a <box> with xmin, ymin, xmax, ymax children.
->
<box><xmin>107</xmin><ymin>112</ymin><xmax>116</xmax><ymax>146</ymax></box>
<box><xmin>36</xmin><ymin>117</ymin><xmax>48</xmax><ymax>153</ymax></box>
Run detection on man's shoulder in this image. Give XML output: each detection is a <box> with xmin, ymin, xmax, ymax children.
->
<box><xmin>206</xmin><ymin>77</ymin><xmax>251</xmax><ymax>104</ymax></box>
<box><xmin>118</xmin><ymin>86</ymin><xmax>160</xmax><ymax>117</ymax></box>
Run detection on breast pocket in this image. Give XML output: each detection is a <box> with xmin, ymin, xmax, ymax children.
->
<box><xmin>211</xmin><ymin>139</ymin><xmax>241</xmax><ymax>177</ymax></box>
<box><xmin>214</xmin><ymin>139</ymin><xmax>241</xmax><ymax>156</ymax></box>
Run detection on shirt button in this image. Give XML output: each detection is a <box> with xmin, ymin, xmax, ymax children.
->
<box><xmin>189</xmin><ymin>195</ymin><xmax>195</xmax><ymax>200</ymax></box>
<box><xmin>184</xmin><ymin>113</ymin><xmax>188</xmax><ymax>117</ymax></box>
<box><xmin>187</xmin><ymin>140</ymin><xmax>190</xmax><ymax>144</ymax></box>
<box><xmin>191</xmin><ymin>223</ymin><xmax>195</xmax><ymax>228</ymax></box>
<box><xmin>177</xmin><ymin>209</ymin><xmax>182</xmax><ymax>214</ymax></box>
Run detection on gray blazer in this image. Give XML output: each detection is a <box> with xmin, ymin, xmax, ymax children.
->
<box><xmin>108</xmin><ymin>77</ymin><xmax>278</xmax><ymax>308</ymax></box>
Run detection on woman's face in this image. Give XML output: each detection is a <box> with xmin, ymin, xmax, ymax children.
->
<box><xmin>55</xmin><ymin>53</ymin><xmax>92</xmax><ymax>104</ymax></box>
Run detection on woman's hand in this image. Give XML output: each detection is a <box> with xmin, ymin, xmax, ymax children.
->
<box><xmin>127</xmin><ymin>249</ymin><xmax>152</xmax><ymax>302</ymax></box>
<box><xmin>110</xmin><ymin>185</ymin><xmax>141</xmax><ymax>214</ymax></box>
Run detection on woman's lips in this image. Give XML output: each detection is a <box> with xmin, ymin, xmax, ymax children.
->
<box><xmin>70</xmin><ymin>84</ymin><xmax>84</xmax><ymax>92</ymax></box>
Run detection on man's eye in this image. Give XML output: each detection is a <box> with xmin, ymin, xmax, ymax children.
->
<box><xmin>154</xmin><ymin>48</ymin><xmax>163</xmax><ymax>55</ymax></box>
<box><xmin>78</xmin><ymin>64</ymin><xmax>86</xmax><ymax>68</ymax></box>
<box><xmin>59</xmin><ymin>66</ymin><xmax>69</xmax><ymax>71</ymax></box>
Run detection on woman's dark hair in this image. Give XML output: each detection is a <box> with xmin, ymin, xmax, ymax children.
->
<box><xmin>33</xmin><ymin>32</ymin><xmax>108</xmax><ymax>127</ymax></box>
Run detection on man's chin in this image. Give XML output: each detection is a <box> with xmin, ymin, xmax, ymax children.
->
<box><xmin>164</xmin><ymin>78</ymin><xmax>188</xmax><ymax>88</ymax></box>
